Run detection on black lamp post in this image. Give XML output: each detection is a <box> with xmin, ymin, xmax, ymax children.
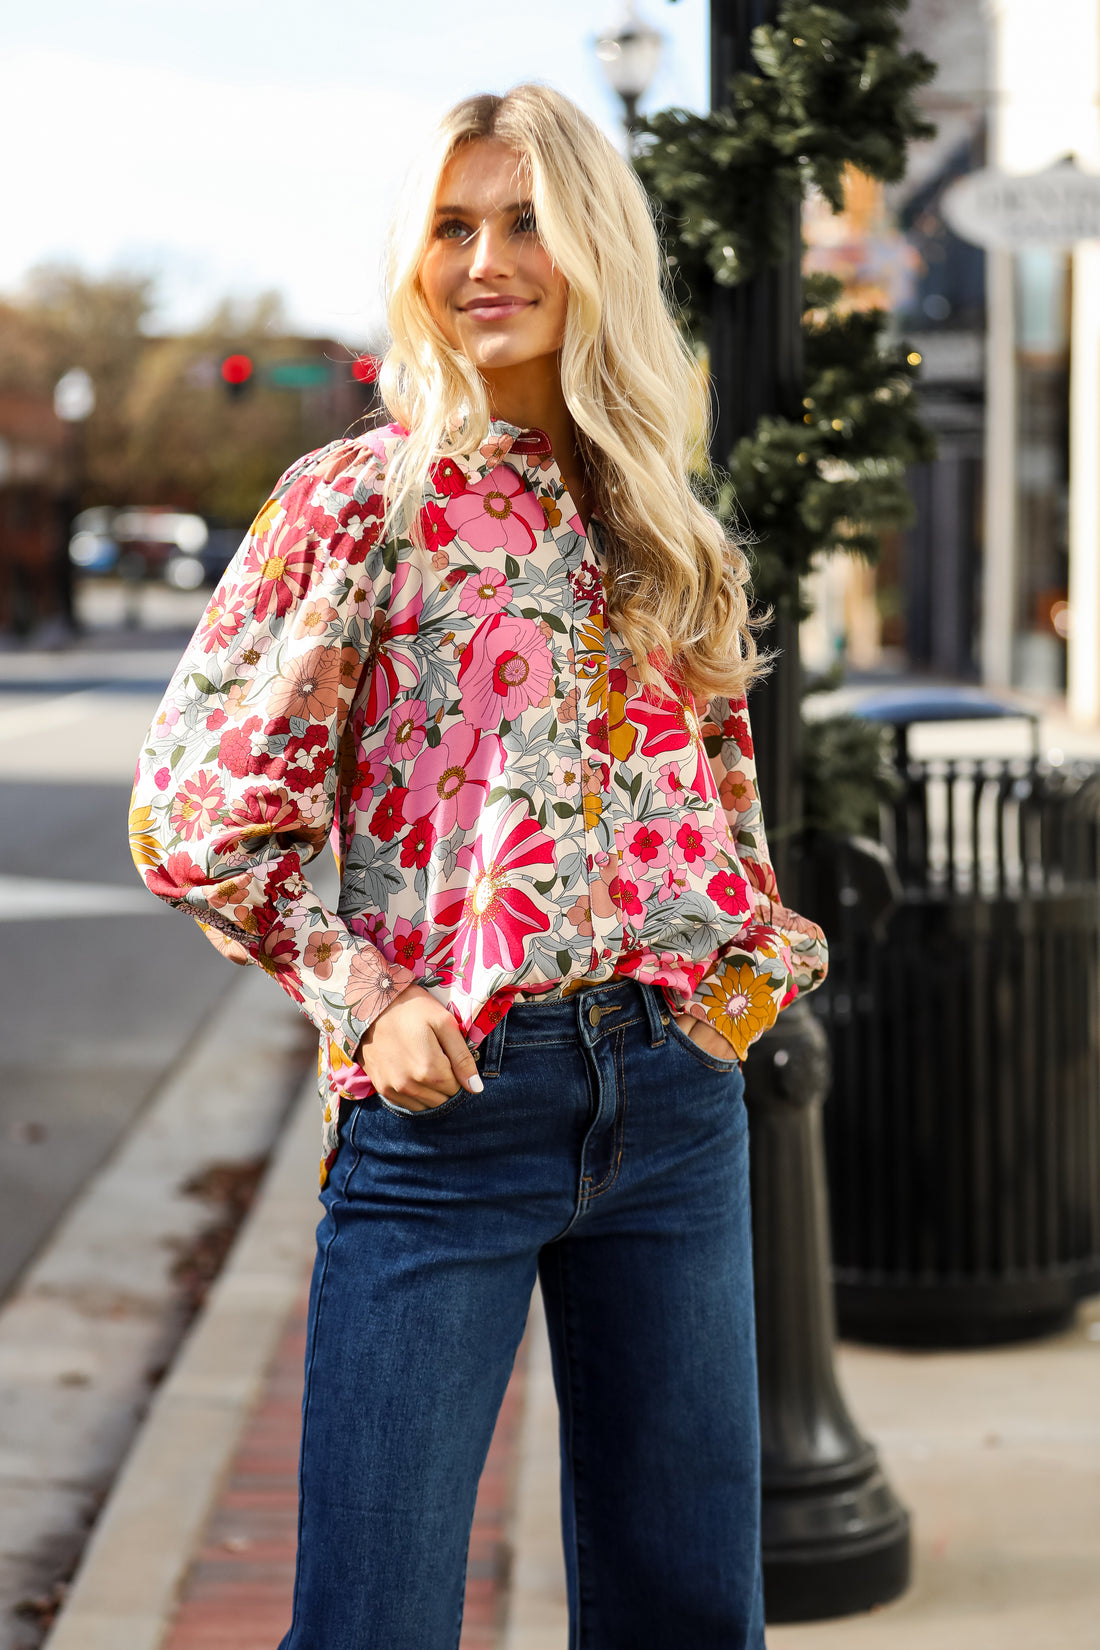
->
<box><xmin>594</xmin><ymin>3</ymin><xmax>665</xmax><ymax>147</ymax></box>
<box><xmin>707</xmin><ymin>0</ymin><xmax>912</xmax><ymax>1620</ymax></box>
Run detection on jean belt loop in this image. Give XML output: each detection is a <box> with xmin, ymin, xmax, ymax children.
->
<box><xmin>479</xmin><ymin>1010</ymin><xmax>507</xmax><ymax>1079</ymax></box>
<box><xmin>639</xmin><ymin>982</ymin><xmax>669</xmax><ymax>1048</ymax></box>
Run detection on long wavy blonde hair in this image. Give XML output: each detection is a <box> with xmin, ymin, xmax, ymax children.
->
<box><xmin>378</xmin><ymin>83</ymin><xmax>764</xmax><ymax>703</ymax></box>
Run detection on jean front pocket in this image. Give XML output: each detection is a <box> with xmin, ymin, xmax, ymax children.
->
<box><xmin>377</xmin><ymin>1084</ymin><xmax>469</xmax><ymax>1120</ymax></box>
<box><xmin>666</xmin><ymin>1014</ymin><xmax>742</xmax><ymax>1074</ymax></box>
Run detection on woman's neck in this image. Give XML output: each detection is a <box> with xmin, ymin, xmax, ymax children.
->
<box><xmin>482</xmin><ymin>355</ymin><xmax>592</xmax><ymax>525</ymax></box>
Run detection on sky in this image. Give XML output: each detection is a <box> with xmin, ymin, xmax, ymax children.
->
<box><xmin>2</xmin><ymin>0</ymin><xmax>708</xmax><ymax>345</ymax></box>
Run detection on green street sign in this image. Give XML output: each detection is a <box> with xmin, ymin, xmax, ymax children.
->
<box><xmin>266</xmin><ymin>360</ymin><xmax>333</xmax><ymax>389</ymax></box>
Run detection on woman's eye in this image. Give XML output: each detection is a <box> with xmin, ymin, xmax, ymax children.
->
<box><xmin>435</xmin><ymin>219</ymin><xmax>474</xmax><ymax>242</ymax></box>
<box><xmin>515</xmin><ymin>210</ymin><xmax>538</xmax><ymax>235</ymax></box>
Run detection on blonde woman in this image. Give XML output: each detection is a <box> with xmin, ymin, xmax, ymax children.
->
<box><xmin>131</xmin><ymin>84</ymin><xmax>826</xmax><ymax>1650</ymax></box>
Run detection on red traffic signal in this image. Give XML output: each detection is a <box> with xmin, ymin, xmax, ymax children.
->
<box><xmin>220</xmin><ymin>353</ymin><xmax>254</xmax><ymax>397</ymax></box>
<box><xmin>351</xmin><ymin>354</ymin><xmax>380</xmax><ymax>385</ymax></box>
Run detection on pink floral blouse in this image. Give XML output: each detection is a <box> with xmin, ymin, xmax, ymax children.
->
<box><xmin>130</xmin><ymin>421</ymin><xmax>827</xmax><ymax>1184</ymax></box>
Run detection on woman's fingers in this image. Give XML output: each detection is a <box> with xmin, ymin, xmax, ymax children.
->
<box><xmin>676</xmin><ymin>1012</ymin><xmax>739</xmax><ymax>1064</ymax></box>
<box><xmin>433</xmin><ymin>1017</ymin><xmax>484</xmax><ymax>1094</ymax></box>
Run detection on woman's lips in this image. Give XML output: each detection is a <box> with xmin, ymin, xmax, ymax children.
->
<box><xmin>461</xmin><ymin>298</ymin><xmax>532</xmax><ymax>320</ymax></box>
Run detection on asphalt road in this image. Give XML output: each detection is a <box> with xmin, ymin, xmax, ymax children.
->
<box><xmin>0</xmin><ymin>582</ymin><xmax>235</xmax><ymax>1302</ymax></box>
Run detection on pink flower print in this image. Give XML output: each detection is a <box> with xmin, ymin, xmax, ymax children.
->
<box><xmin>590</xmin><ymin>856</ymin><xmax>646</xmax><ymax>928</ymax></box>
<box><xmin>457</xmin><ymin>613</ymin><xmax>554</xmax><ymax>730</ymax></box>
<box><xmin>403</xmin><ymin>723</ymin><xmax>505</xmax><ymax>837</ymax></box>
<box><xmin>622</xmin><ymin>817</ymin><xmax>671</xmax><ymax>871</ymax></box>
<box><xmin>154</xmin><ymin>767</ymin><xmax>171</xmax><ymax>791</ymax></box>
<box><xmin>550</xmin><ymin>753</ymin><xmax>582</xmax><ymax>797</ymax></box>
<box><xmin>347</xmin><ymin>575</ymin><xmax>375</xmax><ymax>618</ymax></box>
<box><xmin>170</xmin><ymin>770</ymin><xmax>226</xmax><ymax>840</ymax></box>
<box><xmin>383</xmin><ymin>699</ymin><xmax>428</xmax><ymax>766</ymax></box>
<box><xmin>675</xmin><ymin>815</ymin><xmax>713</xmax><ymax>866</ymax></box>
<box><xmin>361</xmin><ymin>560</ymin><xmax>423</xmax><ymax>730</ymax></box>
<box><xmin>292</xmin><ymin>597</ymin><xmax>339</xmax><ymax>641</ymax></box>
<box><xmin>227</xmin><ymin>631</ymin><xmax>272</xmax><ymax>681</ymax></box>
<box><xmin>564</xmin><ymin>895</ymin><xmax>594</xmax><ymax>936</ymax></box>
<box><xmin>238</xmin><ymin>518</ymin><xmax>317</xmax><ymax>622</ymax></box>
<box><xmin>707</xmin><ymin>868</ymin><xmax>752</xmax><ymax>918</ymax></box>
<box><xmin>198</xmin><ymin>593</ymin><xmax>247</xmax><ymax>653</ymax></box>
<box><xmin>657</xmin><ymin>762</ymin><xmax>687</xmax><ymax>804</ymax></box>
<box><xmin>153</xmin><ymin>704</ymin><xmax>180</xmax><ymax>738</ymax></box>
<box><xmin>304</xmin><ymin>928</ymin><xmax>343</xmax><ymax>981</ymax></box>
<box><xmin>444</xmin><ymin>466</ymin><xmax>545</xmax><ymax>557</ymax></box>
<box><xmin>719</xmin><ymin>767</ymin><xmax>756</xmax><ymax>815</ymax></box>
<box><xmin>428</xmin><ymin>799</ymin><xmax>555</xmax><ymax>989</ymax></box>
<box><xmin>458</xmin><ymin>567</ymin><xmax>512</xmax><ymax>618</ymax></box>
<box><xmin>478</xmin><ymin>433</ymin><xmax>515</xmax><ymax>469</ymax></box>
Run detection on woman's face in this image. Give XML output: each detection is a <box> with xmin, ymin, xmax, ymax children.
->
<box><xmin>419</xmin><ymin>138</ymin><xmax>568</xmax><ymax>382</ymax></box>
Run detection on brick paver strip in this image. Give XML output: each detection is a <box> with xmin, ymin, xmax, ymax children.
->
<box><xmin>163</xmin><ymin>1286</ymin><xmax>530</xmax><ymax>1650</ymax></box>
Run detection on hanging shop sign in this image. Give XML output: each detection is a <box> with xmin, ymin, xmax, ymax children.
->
<box><xmin>942</xmin><ymin>157</ymin><xmax>1100</xmax><ymax>250</ymax></box>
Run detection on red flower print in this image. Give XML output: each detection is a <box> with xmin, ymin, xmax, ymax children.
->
<box><xmin>214</xmin><ymin>785</ymin><xmax>299</xmax><ymax>853</ymax></box>
<box><xmin>400</xmin><ymin>813</ymin><xmax>437</xmax><ymax>869</ymax></box>
<box><xmin>428</xmin><ymin>800</ymin><xmax>555</xmax><ymax>989</ymax></box>
<box><xmin>624</xmin><ymin>820</ymin><xmax>670</xmax><ymax>869</ymax></box>
<box><xmin>626</xmin><ymin>685</ymin><xmax>710</xmax><ymax>797</ymax></box>
<box><xmin>444</xmin><ymin>466</ymin><xmax>545</xmax><ymax>557</ymax></box>
<box><xmin>391</xmin><ymin>917</ymin><xmax>425</xmax><ymax>969</ymax></box>
<box><xmin>419</xmin><ymin>500</ymin><xmax>458</xmax><ymax>554</ymax></box>
<box><xmin>431</xmin><ymin>456</ymin><xmax>467</xmax><ymax>498</ymax></box>
<box><xmin>369</xmin><ymin>787</ymin><xmax>407</xmax><ymax>842</ymax></box>
<box><xmin>281</xmin><ymin>726</ymin><xmax>334</xmax><ymax>794</ymax></box>
<box><xmin>144</xmin><ymin>850</ymin><xmax>207</xmax><ymax>901</ymax></box>
<box><xmin>403</xmin><ymin>723</ymin><xmax>505</xmax><ymax>836</ymax></box>
<box><xmin>238</xmin><ymin>519</ymin><xmax>317</xmax><ymax>622</ymax></box>
<box><xmin>351</xmin><ymin>756</ymin><xmax>383</xmax><ymax>803</ymax></box>
<box><xmin>722</xmin><ymin>706</ymin><xmax>754</xmax><ymax>757</ymax></box>
<box><xmin>707</xmin><ymin>869</ymin><xmax>751</xmax><ymax>917</ymax></box>
<box><xmin>458</xmin><ymin>613</ymin><xmax>554</xmax><ymax>729</ymax></box>
<box><xmin>676</xmin><ymin>817</ymin><xmax>709</xmax><ymax>864</ymax></box>
<box><xmin>219</xmin><ymin>716</ymin><xmax>264</xmax><ymax>779</ymax></box>
<box><xmin>206</xmin><ymin>708</ymin><xmax>228</xmax><ymax>732</ymax></box>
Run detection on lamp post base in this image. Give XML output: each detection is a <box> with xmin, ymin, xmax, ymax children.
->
<box><xmin>746</xmin><ymin>998</ymin><xmax>912</xmax><ymax>1623</ymax></box>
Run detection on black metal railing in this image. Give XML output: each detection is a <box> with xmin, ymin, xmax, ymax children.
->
<box><xmin>808</xmin><ymin>757</ymin><xmax>1100</xmax><ymax>1346</ymax></box>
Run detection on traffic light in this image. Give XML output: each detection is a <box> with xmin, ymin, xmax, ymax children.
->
<box><xmin>351</xmin><ymin>355</ymin><xmax>380</xmax><ymax>385</ymax></box>
<box><xmin>220</xmin><ymin>353</ymin><xmax>254</xmax><ymax>399</ymax></box>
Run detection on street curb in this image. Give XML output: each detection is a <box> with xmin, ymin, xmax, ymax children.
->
<box><xmin>42</xmin><ymin>1077</ymin><xmax>321</xmax><ymax>1650</ymax></box>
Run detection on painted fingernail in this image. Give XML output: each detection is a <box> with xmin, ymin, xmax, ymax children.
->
<box><xmin>467</xmin><ymin>1073</ymin><xmax>484</xmax><ymax>1093</ymax></box>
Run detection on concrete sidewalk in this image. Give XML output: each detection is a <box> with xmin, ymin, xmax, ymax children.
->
<box><xmin>42</xmin><ymin>1091</ymin><xmax>1100</xmax><ymax>1649</ymax></box>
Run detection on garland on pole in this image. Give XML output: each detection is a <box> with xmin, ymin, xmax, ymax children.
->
<box><xmin>635</xmin><ymin>0</ymin><xmax>937</xmax><ymax>617</ymax></box>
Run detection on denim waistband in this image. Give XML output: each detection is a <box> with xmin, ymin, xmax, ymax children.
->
<box><xmin>478</xmin><ymin>979</ymin><xmax>669</xmax><ymax>1075</ymax></box>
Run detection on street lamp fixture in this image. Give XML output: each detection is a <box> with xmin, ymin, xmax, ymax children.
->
<box><xmin>594</xmin><ymin>3</ymin><xmax>664</xmax><ymax>142</ymax></box>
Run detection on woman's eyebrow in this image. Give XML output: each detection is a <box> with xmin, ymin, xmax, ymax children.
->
<box><xmin>432</xmin><ymin>199</ymin><xmax>533</xmax><ymax>217</ymax></box>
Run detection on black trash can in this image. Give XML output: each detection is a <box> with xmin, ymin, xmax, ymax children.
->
<box><xmin>805</xmin><ymin>688</ymin><xmax>1100</xmax><ymax>1346</ymax></box>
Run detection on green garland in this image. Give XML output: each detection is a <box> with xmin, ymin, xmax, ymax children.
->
<box><xmin>635</xmin><ymin>1</ymin><xmax>937</xmax><ymax>615</ymax></box>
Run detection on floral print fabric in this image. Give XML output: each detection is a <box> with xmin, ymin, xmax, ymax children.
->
<box><xmin>130</xmin><ymin>421</ymin><xmax>827</xmax><ymax>1184</ymax></box>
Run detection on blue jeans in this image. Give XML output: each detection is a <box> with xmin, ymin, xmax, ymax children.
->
<box><xmin>278</xmin><ymin>980</ymin><xmax>766</xmax><ymax>1650</ymax></box>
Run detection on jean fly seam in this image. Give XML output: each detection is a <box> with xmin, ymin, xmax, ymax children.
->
<box><xmin>583</xmin><ymin>1026</ymin><xmax>627</xmax><ymax>1200</ymax></box>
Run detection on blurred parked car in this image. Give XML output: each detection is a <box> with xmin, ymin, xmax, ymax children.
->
<box><xmin>68</xmin><ymin>507</ymin><xmax>240</xmax><ymax>588</ymax></box>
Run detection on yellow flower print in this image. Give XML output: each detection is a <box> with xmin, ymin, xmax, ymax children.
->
<box><xmin>699</xmin><ymin>962</ymin><xmax>779</xmax><ymax>1058</ymax></box>
<box><xmin>539</xmin><ymin>494</ymin><xmax>562</xmax><ymax>528</ymax></box>
<box><xmin>249</xmin><ymin>497</ymin><xmax>281</xmax><ymax>537</ymax></box>
<box><xmin>128</xmin><ymin>802</ymin><xmax>162</xmax><ymax>869</ymax></box>
<box><xmin>583</xmin><ymin>792</ymin><xmax>603</xmax><ymax>830</ymax></box>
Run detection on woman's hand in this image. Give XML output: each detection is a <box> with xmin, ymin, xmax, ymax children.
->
<box><xmin>675</xmin><ymin>1012</ymin><xmax>740</xmax><ymax>1065</ymax></box>
<box><xmin>356</xmin><ymin>983</ymin><xmax>483</xmax><ymax>1111</ymax></box>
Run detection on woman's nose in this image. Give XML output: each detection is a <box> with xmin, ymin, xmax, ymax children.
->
<box><xmin>468</xmin><ymin>222</ymin><xmax>513</xmax><ymax>280</ymax></box>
